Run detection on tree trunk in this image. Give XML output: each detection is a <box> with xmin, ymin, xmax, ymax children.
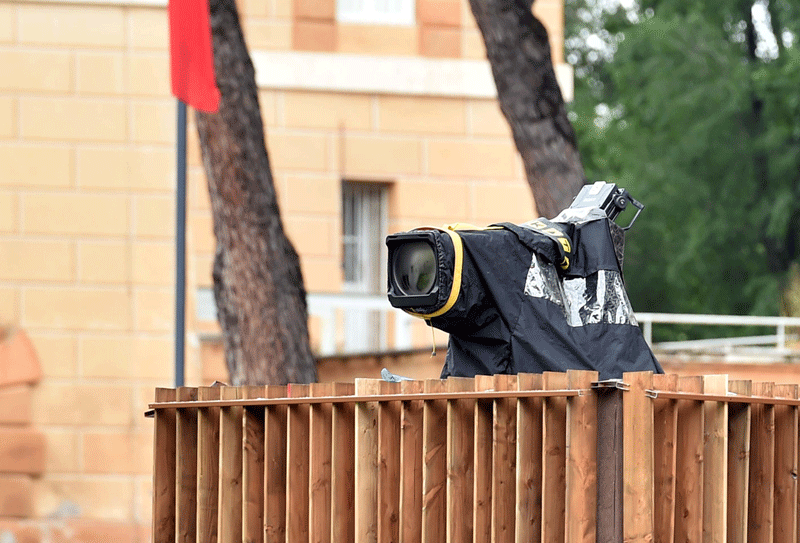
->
<box><xmin>468</xmin><ymin>0</ymin><xmax>586</xmax><ymax>218</ymax></box>
<box><xmin>195</xmin><ymin>0</ymin><xmax>317</xmax><ymax>385</ymax></box>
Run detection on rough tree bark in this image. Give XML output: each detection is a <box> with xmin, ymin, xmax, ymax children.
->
<box><xmin>469</xmin><ymin>0</ymin><xmax>586</xmax><ymax>218</ymax></box>
<box><xmin>195</xmin><ymin>0</ymin><xmax>317</xmax><ymax>385</ymax></box>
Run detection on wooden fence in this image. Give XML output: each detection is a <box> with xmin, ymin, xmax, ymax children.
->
<box><xmin>149</xmin><ymin>370</ymin><xmax>800</xmax><ymax>543</ymax></box>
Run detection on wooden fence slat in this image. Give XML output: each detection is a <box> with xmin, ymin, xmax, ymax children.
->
<box><xmin>378</xmin><ymin>381</ymin><xmax>401</xmax><ymax>543</ymax></box>
<box><xmin>422</xmin><ymin>379</ymin><xmax>447</xmax><ymax>543</ymax></box>
<box><xmin>652</xmin><ymin>374</ymin><xmax>678</xmax><ymax>543</ymax></box>
<box><xmin>447</xmin><ymin>377</ymin><xmax>475</xmax><ymax>543</ymax></box>
<box><xmin>264</xmin><ymin>385</ymin><xmax>289</xmax><ymax>543</ymax></box>
<box><xmin>492</xmin><ymin>374</ymin><xmax>518</xmax><ymax>543</ymax></box>
<box><xmin>797</xmin><ymin>385</ymin><xmax>800</xmax><ymax>543</ymax></box>
<box><xmin>242</xmin><ymin>386</ymin><xmax>266</xmax><ymax>543</ymax></box>
<box><xmin>473</xmin><ymin>375</ymin><xmax>495</xmax><ymax>543</ymax></box>
<box><xmin>265</xmin><ymin>385</ymin><xmax>288</xmax><ymax>543</ymax></box>
<box><xmin>218</xmin><ymin>386</ymin><xmax>243</xmax><ymax>543</ymax></box>
<box><xmin>727</xmin><ymin>380</ymin><xmax>752</xmax><ymax>543</ymax></box>
<box><xmin>154</xmin><ymin>371</ymin><xmax>800</xmax><ymax>543</ymax></box>
<box><xmin>309</xmin><ymin>382</ymin><xmax>335</xmax><ymax>543</ymax></box>
<box><xmin>674</xmin><ymin>376</ymin><xmax>703</xmax><ymax>543</ymax></box>
<box><xmin>596</xmin><ymin>382</ymin><xmax>623</xmax><ymax>543</ymax></box>
<box><xmin>622</xmin><ymin>371</ymin><xmax>654</xmax><ymax>543</ymax></box>
<box><xmin>287</xmin><ymin>384</ymin><xmax>311</xmax><ymax>543</ymax></box>
<box><xmin>399</xmin><ymin>379</ymin><xmax>424</xmax><ymax>543</ymax></box>
<box><xmin>331</xmin><ymin>382</ymin><xmax>356</xmax><ymax>543</ymax></box>
<box><xmin>153</xmin><ymin>388</ymin><xmax>177</xmax><ymax>543</ymax></box>
<box><xmin>565</xmin><ymin>370</ymin><xmax>598</xmax><ymax>543</ymax></box>
<box><xmin>198</xmin><ymin>386</ymin><xmax>222</xmax><ymax>543</ymax></box>
<box><xmin>176</xmin><ymin>387</ymin><xmax>198</xmax><ymax>543</ymax></box>
<box><xmin>773</xmin><ymin>384</ymin><xmax>798</xmax><ymax>543</ymax></box>
<box><xmin>748</xmin><ymin>382</ymin><xmax>775</xmax><ymax>541</ymax></box>
<box><xmin>516</xmin><ymin>373</ymin><xmax>543</xmax><ymax>543</ymax></box>
<box><xmin>702</xmin><ymin>374</ymin><xmax>728</xmax><ymax>543</ymax></box>
<box><xmin>542</xmin><ymin>371</ymin><xmax>568</xmax><ymax>543</ymax></box>
<box><xmin>355</xmin><ymin>379</ymin><xmax>380</xmax><ymax>543</ymax></box>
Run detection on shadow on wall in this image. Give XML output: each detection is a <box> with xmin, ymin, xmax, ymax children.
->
<box><xmin>0</xmin><ymin>331</ymin><xmax>155</xmax><ymax>543</ymax></box>
<box><xmin>0</xmin><ymin>328</ymin><xmax>46</xmax><ymax>535</ymax></box>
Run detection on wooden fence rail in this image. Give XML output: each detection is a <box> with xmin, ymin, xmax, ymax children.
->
<box><xmin>149</xmin><ymin>371</ymin><xmax>800</xmax><ymax>543</ymax></box>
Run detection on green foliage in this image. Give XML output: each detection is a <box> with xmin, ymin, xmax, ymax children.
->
<box><xmin>566</xmin><ymin>0</ymin><xmax>800</xmax><ymax>324</ymax></box>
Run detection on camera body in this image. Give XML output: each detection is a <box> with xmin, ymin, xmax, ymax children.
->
<box><xmin>385</xmin><ymin>182</ymin><xmax>662</xmax><ymax>379</ymax></box>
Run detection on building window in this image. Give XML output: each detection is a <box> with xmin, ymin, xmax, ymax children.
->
<box><xmin>342</xmin><ymin>181</ymin><xmax>388</xmax><ymax>352</ymax></box>
<box><xmin>342</xmin><ymin>181</ymin><xmax>387</xmax><ymax>294</ymax></box>
<box><xmin>336</xmin><ymin>0</ymin><xmax>415</xmax><ymax>26</ymax></box>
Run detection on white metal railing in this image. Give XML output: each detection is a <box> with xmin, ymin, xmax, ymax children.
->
<box><xmin>196</xmin><ymin>289</ymin><xmax>418</xmax><ymax>356</ymax></box>
<box><xmin>197</xmin><ymin>288</ymin><xmax>800</xmax><ymax>356</ymax></box>
<box><xmin>636</xmin><ymin>313</ymin><xmax>800</xmax><ymax>352</ymax></box>
<box><xmin>307</xmin><ymin>303</ymin><xmax>800</xmax><ymax>356</ymax></box>
<box><xmin>307</xmin><ymin>292</ymin><xmax>417</xmax><ymax>355</ymax></box>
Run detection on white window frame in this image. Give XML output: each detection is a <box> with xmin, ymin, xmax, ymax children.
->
<box><xmin>336</xmin><ymin>0</ymin><xmax>415</xmax><ymax>27</ymax></box>
<box><xmin>341</xmin><ymin>181</ymin><xmax>389</xmax><ymax>352</ymax></box>
<box><xmin>342</xmin><ymin>181</ymin><xmax>388</xmax><ymax>294</ymax></box>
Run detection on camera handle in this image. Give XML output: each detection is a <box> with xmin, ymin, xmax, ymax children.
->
<box><xmin>568</xmin><ymin>182</ymin><xmax>645</xmax><ymax>231</ymax></box>
<box><xmin>604</xmin><ymin>188</ymin><xmax>644</xmax><ymax>231</ymax></box>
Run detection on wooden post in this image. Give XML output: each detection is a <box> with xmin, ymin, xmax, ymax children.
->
<box><xmin>622</xmin><ymin>371</ymin><xmax>654</xmax><ymax>542</ymax></box>
<box><xmin>748</xmin><ymin>382</ymin><xmax>775</xmax><ymax>541</ymax></box>
<box><xmin>286</xmin><ymin>384</ymin><xmax>311</xmax><ymax>543</ymax></box>
<box><xmin>565</xmin><ymin>370</ymin><xmax>598</xmax><ymax>543</ymax></box>
<box><xmin>218</xmin><ymin>386</ymin><xmax>243</xmax><ymax>543</ymax></box>
<box><xmin>331</xmin><ymin>382</ymin><xmax>356</xmax><ymax>543</ymax></box>
<box><xmin>355</xmin><ymin>379</ymin><xmax>380</xmax><ymax>543</ymax></box>
<box><xmin>446</xmin><ymin>377</ymin><xmax>475</xmax><ymax>543</ymax></box>
<box><xmin>377</xmin><ymin>381</ymin><xmax>401</xmax><ymax>543</ymax></box>
<box><xmin>674</xmin><ymin>376</ymin><xmax>703</xmax><ymax>542</ymax></box>
<box><xmin>595</xmin><ymin>383</ymin><xmax>623</xmax><ymax>543</ymax></box>
<box><xmin>309</xmin><ymin>382</ymin><xmax>335</xmax><ymax>543</ymax></box>
<box><xmin>242</xmin><ymin>386</ymin><xmax>266</xmax><ymax>543</ymax></box>
<box><xmin>652</xmin><ymin>374</ymin><xmax>678</xmax><ymax>543</ymax></box>
<box><xmin>773</xmin><ymin>384</ymin><xmax>798</xmax><ymax>543</ymax></box>
<box><xmin>542</xmin><ymin>372</ymin><xmax>568</xmax><ymax>542</ymax></box>
<box><xmin>399</xmin><ymin>379</ymin><xmax>424</xmax><ymax>543</ymax></box>
<box><xmin>492</xmin><ymin>374</ymin><xmax>518</xmax><ymax>543</ymax></box>
<box><xmin>727</xmin><ymin>380</ymin><xmax>752</xmax><ymax>543</ymax></box>
<box><xmin>153</xmin><ymin>388</ymin><xmax>177</xmax><ymax>543</ymax></box>
<box><xmin>176</xmin><ymin>387</ymin><xmax>198</xmax><ymax>543</ymax></box>
<box><xmin>473</xmin><ymin>375</ymin><xmax>494</xmax><ymax>543</ymax></box>
<box><xmin>197</xmin><ymin>386</ymin><xmax>221</xmax><ymax>543</ymax></box>
<box><xmin>422</xmin><ymin>379</ymin><xmax>447</xmax><ymax>543</ymax></box>
<box><xmin>516</xmin><ymin>373</ymin><xmax>543</xmax><ymax>543</ymax></box>
<box><xmin>702</xmin><ymin>375</ymin><xmax>728</xmax><ymax>543</ymax></box>
<box><xmin>264</xmin><ymin>385</ymin><xmax>288</xmax><ymax>543</ymax></box>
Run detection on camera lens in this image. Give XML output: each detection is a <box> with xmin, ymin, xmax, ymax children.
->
<box><xmin>392</xmin><ymin>241</ymin><xmax>437</xmax><ymax>295</ymax></box>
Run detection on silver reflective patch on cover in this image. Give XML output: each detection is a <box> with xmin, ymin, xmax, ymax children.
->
<box><xmin>523</xmin><ymin>254</ymin><xmax>566</xmax><ymax>308</ymax></box>
<box><xmin>550</xmin><ymin>206</ymin><xmax>608</xmax><ymax>224</ymax></box>
<box><xmin>524</xmin><ymin>254</ymin><xmax>637</xmax><ymax>327</ymax></box>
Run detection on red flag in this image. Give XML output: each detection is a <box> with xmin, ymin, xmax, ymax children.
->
<box><xmin>169</xmin><ymin>0</ymin><xmax>220</xmax><ymax>112</ymax></box>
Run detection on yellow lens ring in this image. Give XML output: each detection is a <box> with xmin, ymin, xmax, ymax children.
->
<box><xmin>405</xmin><ymin>227</ymin><xmax>463</xmax><ymax>320</ymax></box>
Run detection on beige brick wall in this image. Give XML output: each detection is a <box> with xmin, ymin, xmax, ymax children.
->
<box><xmin>187</xmin><ymin>88</ymin><xmax>536</xmax><ymax>354</ymax></box>
<box><xmin>1</xmin><ymin>2</ymin><xmax>175</xmax><ymax>537</ymax></box>
<box><xmin>285</xmin><ymin>0</ymin><xmax>564</xmax><ymax>60</ymax></box>
<box><xmin>0</xmin><ymin>0</ymin><xmax>566</xmax><ymax>540</ymax></box>
<box><xmin>185</xmin><ymin>92</ymin><xmax>535</xmax><ymax>277</ymax></box>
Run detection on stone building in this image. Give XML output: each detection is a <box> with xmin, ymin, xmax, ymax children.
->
<box><xmin>0</xmin><ymin>0</ymin><xmax>570</xmax><ymax>539</ymax></box>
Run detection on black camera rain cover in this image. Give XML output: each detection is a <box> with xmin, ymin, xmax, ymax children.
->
<box><xmin>433</xmin><ymin>211</ymin><xmax>663</xmax><ymax>380</ymax></box>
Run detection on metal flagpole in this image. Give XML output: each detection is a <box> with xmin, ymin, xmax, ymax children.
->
<box><xmin>175</xmin><ymin>99</ymin><xmax>187</xmax><ymax>387</ymax></box>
